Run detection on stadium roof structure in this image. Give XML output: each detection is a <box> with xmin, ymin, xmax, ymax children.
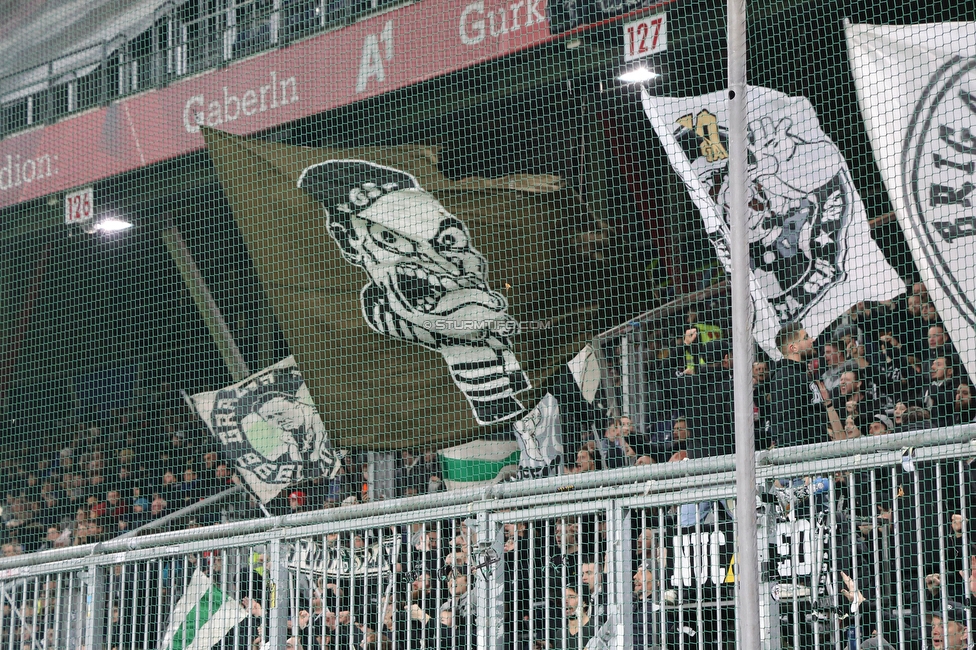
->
<box><xmin>0</xmin><ymin>0</ymin><xmax>160</xmax><ymax>101</ymax></box>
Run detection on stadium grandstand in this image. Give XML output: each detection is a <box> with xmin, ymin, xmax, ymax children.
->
<box><xmin>0</xmin><ymin>0</ymin><xmax>974</xmax><ymax>648</ymax></box>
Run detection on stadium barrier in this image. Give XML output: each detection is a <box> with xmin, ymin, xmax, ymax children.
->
<box><xmin>0</xmin><ymin>423</ymin><xmax>973</xmax><ymax>650</ymax></box>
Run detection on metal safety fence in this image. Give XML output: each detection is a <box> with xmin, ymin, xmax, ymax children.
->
<box><xmin>0</xmin><ymin>424</ymin><xmax>972</xmax><ymax>650</ymax></box>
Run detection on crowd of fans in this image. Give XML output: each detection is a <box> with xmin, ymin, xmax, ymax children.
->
<box><xmin>2</xmin><ymin>283</ymin><xmax>976</xmax><ymax>648</ymax></box>
<box><xmin>0</xmin><ymin>506</ymin><xmax>717</xmax><ymax>650</ymax></box>
<box><xmin>0</xmin><ymin>377</ymin><xmax>480</xmax><ymax>560</ymax></box>
<box><xmin>560</xmin><ymin>282</ymin><xmax>975</xmax><ymax>479</ymax></box>
<box><xmin>5</xmin><ymin>283</ymin><xmax>973</xmax><ymax>559</ymax></box>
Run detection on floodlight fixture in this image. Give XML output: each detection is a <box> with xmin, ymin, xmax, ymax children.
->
<box><xmin>89</xmin><ymin>216</ymin><xmax>134</xmax><ymax>234</ymax></box>
<box><xmin>618</xmin><ymin>67</ymin><xmax>660</xmax><ymax>84</ymax></box>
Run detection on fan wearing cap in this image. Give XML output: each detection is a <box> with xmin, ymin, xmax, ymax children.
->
<box><xmin>298</xmin><ymin>160</ymin><xmax>530</xmax><ymax>425</ymax></box>
<box><xmin>931</xmin><ymin>600</ymin><xmax>970</xmax><ymax>650</ymax></box>
<box><xmin>868</xmin><ymin>414</ymin><xmax>894</xmax><ymax>436</ymax></box>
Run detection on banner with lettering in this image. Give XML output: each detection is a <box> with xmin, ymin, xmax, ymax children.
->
<box><xmin>0</xmin><ymin>0</ymin><xmax>553</xmax><ymax>210</ymax></box>
<box><xmin>189</xmin><ymin>356</ymin><xmax>343</xmax><ymax>504</ymax></box>
<box><xmin>642</xmin><ymin>86</ymin><xmax>904</xmax><ymax>357</ymax></box>
<box><xmin>286</xmin><ymin>537</ymin><xmax>398</xmax><ymax>578</ymax></box>
<box><xmin>846</xmin><ymin>21</ymin><xmax>976</xmax><ymax>382</ymax></box>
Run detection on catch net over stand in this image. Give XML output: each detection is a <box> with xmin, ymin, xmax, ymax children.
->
<box><xmin>0</xmin><ymin>1</ymin><xmax>974</xmax><ymax>649</ymax></box>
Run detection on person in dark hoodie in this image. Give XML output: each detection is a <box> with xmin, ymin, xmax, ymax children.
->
<box><xmin>922</xmin><ymin>355</ymin><xmax>960</xmax><ymax>428</ymax></box>
<box><xmin>119</xmin><ymin>486</ymin><xmax>151</xmax><ymax>533</ymax></box>
<box><xmin>686</xmin><ymin>339</ymin><xmax>734</xmax><ymax>459</ymax></box>
<box><xmin>954</xmin><ymin>382</ymin><xmax>976</xmax><ymax>425</ymax></box>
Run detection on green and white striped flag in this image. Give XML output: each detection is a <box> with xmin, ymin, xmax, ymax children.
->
<box><xmin>439</xmin><ymin>439</ymin><xmax>520</xmax><ymax>489</ymax></box>
<box><xmin>158</xmin><ymin>569</ymin><xmax>248</xmax><ymax>650</ymax></box>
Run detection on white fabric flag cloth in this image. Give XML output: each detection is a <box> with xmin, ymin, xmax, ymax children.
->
<box><xmin>512</xmin><ymin>392</ymin><xmax>562</xmax><ymax>471</ymax></box>
<box><xmin>642</xmin><ymin>86</ymin><xmax>904</xmax><ymax>358</ymax></box>
<box><xmin>189</xmin><ymin>356</ymin><xmax>343</xmax><ymax>504</ymax></box>
<box><xmin>510</xmin><ymin>345</ymin><xmax>601</xmax><ymax>480</ymax></box>
<box><xmin>846</xmin><ymin>21</ymin><xmax>976</xmax><ymax>382</ymax></box>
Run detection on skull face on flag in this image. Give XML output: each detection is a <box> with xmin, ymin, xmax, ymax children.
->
<box><xmin>298</xmin><ymin>161</ymin><xmax>518</xmax><ymax>344</ymax></box>
<box><xmin>643</xmin><ymin>86</ymin><xmax>904</xmax><ymax>356</ymax></box>
<box><xmin>298</xmin><ymin>160</ymin><xmax>530</xmax><ymax>426</ymax></box>
<box><xmin>200</xmin><ymin>127</ymin><xmax>647</xmax><ymax>450</ymax></box>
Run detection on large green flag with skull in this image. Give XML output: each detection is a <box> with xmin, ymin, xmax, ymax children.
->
<box><xmin>201</xmin><ymin>128</ymin><xmax>647</xmax><ymax>450</ymax></box>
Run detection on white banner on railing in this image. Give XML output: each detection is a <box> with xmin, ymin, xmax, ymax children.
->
<box><xmin>846</xmin><ymin>21</ymin><xmax>976</xmax><ymax>382</ymax></box>
<box><xmin>642</xmin><ymin>86</ymin><xmax>904</xmax><ymax>357</ymax></box>
<box><xmin>286</xmin><ymin>537</ymin><xmax>398</xmax><ymax>578</ymax></box>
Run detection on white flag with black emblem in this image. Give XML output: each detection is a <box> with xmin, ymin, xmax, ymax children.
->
<box><xmin>643</xmin><ymin>86</ymin><xmax>904</xmax><ymax>357</ymax></box>
<box><xmin>846</xmin><ymin>21</ymin><xmax>976</xmax><ymax>383</ymax></box>
<box><xmin>189</xmin><ymin>356</ymin><xmax>344</xmax><ymax>504</ymax></box>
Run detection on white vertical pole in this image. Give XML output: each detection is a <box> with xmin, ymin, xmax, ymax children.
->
<box><xmin>620</xmin><ymin>335</ymin><xmax>631</xmax><ymax>418</ymax></box>
<box><xmin>607</xmin><ymin>502</ymin><xmax>633</xmax><ymax>650</ymax></box>
<box><xmin>727</xmin><ymin>0</ymin><xmax>760</xmax><ymax>648</ymax></box>
<box><xmin>266</xmin><ymin>539</ymin><xmax>289</xmax><ymax>649</ymax></box>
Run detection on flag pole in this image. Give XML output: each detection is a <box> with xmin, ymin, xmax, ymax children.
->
<box><xmin>117</xmin><ymin>483</ymin><xmax>245</xmax><ymax>540</ymax></box>
<box><xmin>727</xmin><ymin>0</ymin><xmax>761</xmax><ymax>649</ymax></box>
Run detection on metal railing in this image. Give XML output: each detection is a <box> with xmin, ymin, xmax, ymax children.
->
<box><xmin>0</xmin><ymin>0</ymin><xmax>412</xmax><ymax>138</ymax></box>
<box><xmin>1</xmin><ymin>424</ymin><xmax>974</xmax><ymax>650</ymax></box>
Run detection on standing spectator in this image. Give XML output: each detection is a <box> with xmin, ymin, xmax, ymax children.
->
<box><xmin>643</xmin><ymin>417</ymin><xmax>688</xmax><ymax>464</ymax></box>
<box><xmin>769</xmin><ymin>323</ymin><xmax>844</xmax><ymax>447</ymax></box>
<box><xmin>288</xmin><ymin>490</ymin><xmax>306</xmax><ymax>514</ymax></box>
<box><xmin>159</xmin><ymin>469</ymin><xmax>180</xmax><ymax>505</ymax></box>
<box><xmin>397</xmin><ymin>450</ymin><xmax>421</xmax><ymax>497</ymax></box>
<box><xmin>149</xmin><ymin>494</ymin><xmax>169</xmax><ymax>522</ymax></box>
<box><xmin>923</xmin><ymin>324</ymin><xmax>952</xmax><ymax>374</ymax></box>
<box><xmin>163</xmin><ymin>429</ymin><xmax>191</xmax><ymax>475</ymax></box>
<box><xmin>868</xmin><ymin>414</ymin><xmax>894</xmax><ymax>437</ymax></box>
<box><xmin>876</xmin><ymin>330</ymin><xmax>915</xmax><ymax>405</ymax></box>
<box><xmin>121</xmin><ymin>488</ymin><xmax>151</xmax><ymax>532</ymax></box>
<box><xmin>633</xmin><ymin>563</ymin><xmax>672</xmax><ymax>650</ymax></box>
<box><xmin>930</xmin><ymin>602</ymin><xmax>970</xmax><ymax>650</ymax></box>
<box><xmin>819</xmin><ymin>340</ymin><xmax>858</xmax><ymax>394</ymax></box>
<box><xmin>680</xmin><ymin>325</ymin><xmax>711</xmax><ymax>376</ymax></box>
<box><xmin>600</xmin><ymin>417</ymin><xmax>637</xmax><ymax>469</ymax></box>
<box><xmin>955</xmin><ymin>383</ymin><xmax>975</xmax><ymax>424</ymax></box>
<box><xmin>87</xmin><ymin>494</ymin><xmax>106</xmax><ymax>524</ymax></box>
<box><xmin>408</xmin><ymin>450</ymin><xmax>440</xmax><ymax>496</ymax></box>
<box><xmin>200</xmin><ymin>450</ymin><xmax>220</xmax><ymax>489</ymax></box>
<box><xmin>37</xmin><ymin>525</ymin><xmax>70</xmax><ymax>552</ymax></box>
<box><xmin>551</xmin><ymin>586</ymin><xmax>595</xmax><ymax>649</ymax></box>
<box><xmin>103</xmin><ymin>489</ymin><xmax>128</xmax><ymax>536</ymax></box>
<box><xmin>687</xmin><ymin>343</ymin><xmax>734</xmax><ymax>459</ymax></box>
<box><xmin>923</xmin><ymin>356</ymin><xmax>958</xmax><ymax>428</ymax></box>
<box><xmin>113</xmin><ymin>461</ymin><xmax>136</xmax><ymax>497</ymax></box>
<box><xmin>177</xmin><ymin>467</ymin><xmax>201</xmax><ymax>510</ymax></box>
<box><xmin>0</xmin><ymin>542</ymin><xmax>22</xmax><ymax>557</ymax></box>
<box><xmin>892</xmin><ymin>288</ymin><xmax>933</xmax><ymax>362</ymax></box>
<box><xmin>753</xmin><ymin>359</ymin><xmax>774</xmax><ymax>450</ymax></box>
<box><xmin>566</xmin><ymin>447</ymin><xmax>597</xmax><ymax>475</ymax></box>
<box><xmin>835</xmin><ymin>369</ymin><xmax>882</xmax><ymax>431</ymax></box>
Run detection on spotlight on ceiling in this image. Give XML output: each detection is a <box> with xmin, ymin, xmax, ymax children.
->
<box><xmin>618</xmin><ymin>67</ymin><xmax>660</xmax><ymax>84</ymax></box>
<box><xmin>91</xmin><ymin>217</ymin><xmax>134</xmax><ymax>233</ymax></box>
